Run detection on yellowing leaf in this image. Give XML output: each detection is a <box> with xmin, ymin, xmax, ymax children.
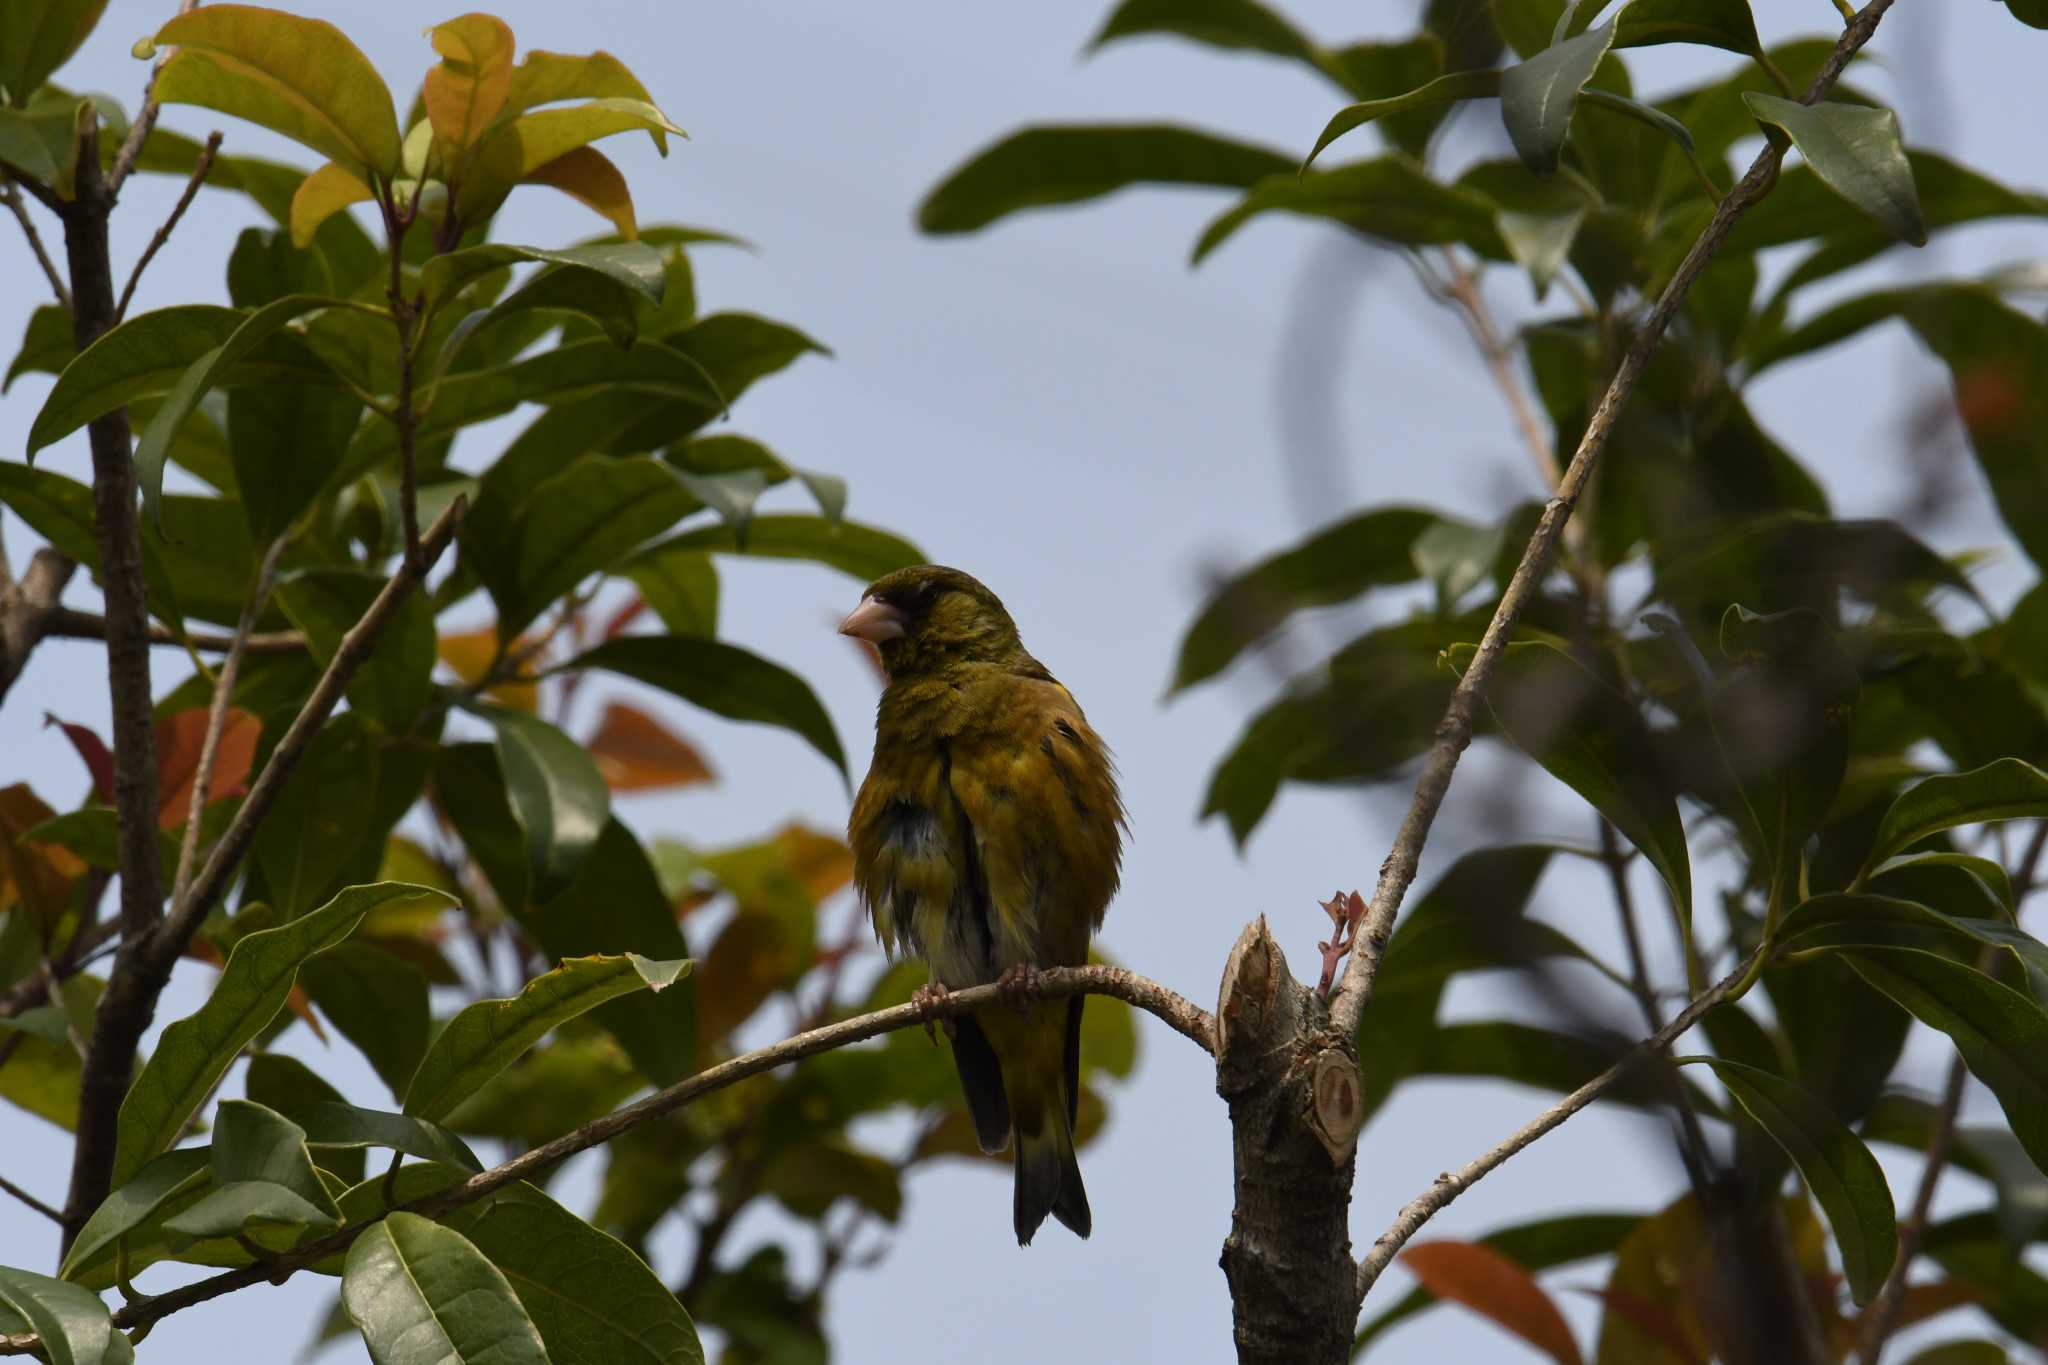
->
<box><xmin>501</xmin><ymin>50</ymin><xmax>671</xmax><ymax>150</ymax></box>
<box><xmin>148</xmin><ymin>4</ymin><xmax>403</xmax><ymax>178</ymax></box>
<box><xmin>436</xmin><ymin>624</ymin><xmax>539</xmax><ymax>712</ymax></box>
<box><xmin>457</xmin><ymin>98</ymin><xmax>684</xmax><ymax>223</ymax></box>
<box><xmin>289</xmin><ymin>160</ymin><xmax>374</xmax><ymax>248</ymax></box>
<box><xmin>586</xmin><ymin>702</ymin><xmax>713</xmax><ymax>792</ymax></box>
<box><xmin>523</xmin><ymin>145</ymin><xmax>637</xmax><ymax>239</ymax></box>
<box><xmin>425</xmin><ymin>12</ymin><xmax>515</xmax><ymax>162</ymax></box>
<box><xmin>0</xmin><ymin>784</ymin><xmax>84</xmax><ymax>924</ymax></box>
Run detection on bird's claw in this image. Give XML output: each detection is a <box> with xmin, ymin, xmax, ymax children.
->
<box><xmin>911</xmin><ymin>982</ymin><xmax>955</xmax><ymax>1043</ymax></box>
<box><xmin>996</xmin><ymin>964</ymin><xmax>1043</xmax><ymax>1014</ymax></box>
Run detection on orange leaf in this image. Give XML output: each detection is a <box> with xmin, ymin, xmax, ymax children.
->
<box><xmin>425</xmin><ymin>12</ymin><xmax>515</xmax><ymax>161</ymax></box>
<box><xmin>1402</xmin><ymin>1240</ymin><xmax>1583</xmax><ymax>1365</ymax></box>
<box><xmin>586</xmin><ymin>702</ymin><xmax>714</xmax><ymax>792</ymax></box>
<box><xmin>155</xmin><ymin>708</ymin><xmax>261</xmax><ymax>831</ymax></box>
<box><xmin>437</xmin><ymin>624</ymin><xmax>539</xmax><ymax>712</ymax></box>
<box><xmin>0</xmin><ymin>784</ymin><xmax>86</xmax><ymax>925</ymax></box>
<box><xmin>523</xmin><ymin>145</ymin><xmax>637</xmax><ymax>238</ymax></box>
<box><xmin>773</xmin><ymin>823</ymin><xmax>856</xmax><ymax>904</ymax></box>
<box><xmin>289</xmin><ymin>161</ymin><xmax>375</xmax><ymax>248</ymax></box>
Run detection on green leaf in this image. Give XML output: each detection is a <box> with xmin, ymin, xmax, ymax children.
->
<box><xmin>250</xmin><ymin>715</ymin><xmax>384</xmax><ymax>919</ymax></box>
<box><xmin>622</xmin><ymin>545</ymin><xmax>719</xmax><ymax>636</ymax></box>
<box><xmin>1086</xmin><ymin>0</ymin><xmax>1318</xmax><ymax>63</ymax></box>
<box><xmin>1170</xmin><ymin>506</ymin><xmax>1436</xmax><ymax>693</ymax></box>
<box><xmin>0</xmin><ymin>0</ymin><xmax>108</xmax><ymax>105</ymax></box>
<box><xmin>204</xmin><ymin>1099</ymin><xmax>341</xmax><ymax>1215</ymax></box>
<box><xmin>1870</xmin><ymin>851</ymin><xmax>2016</xmax><ymax>918</ymax></box>
<box><xmin>343</xmin><ymin>1213</ymin><xmax>549</xmax><ymax>1365</ymax></box>
<box><xmin>1355</xmin><ymin>1211</ymin><xmax>1642</xmax><ymax>1354</ymax></box>
<box><xmin>299</xmin><ymin>944</ymin><xmax>431</xmax><ymax>1100</ymax></box>
<box><xmin>299</xmin><ymin>1102</ymin><xmax>483</xmax><ymax>1174</ymax></box>
<box><xmin>60</xmin><ymin>1146</ymin><xmax>211</xmax><ymax>1284</ymax></box>
<box><xmin>228</xmin><ymin>380</ymin><xmax>361</xmax><ymax>541</ymax></box>
<box><xmin>477</xmin><ymin>454</ymin><xmax>701</xmax><ymax>640</ymax></box>
<box><xmin>481</xmin><ymin>707</ymin><xmax>611</xmax><ymax>900</ymax></box>
<box><xmin>245</xmin><ymin>1053</ymin><xmax>365</xmax><ymax>1183</ymax></box>
<box><xmin>439</xmin><ymin>1181</ymin><xmax>704</xmax><ymax>1365</ymax></box>
<box><xmin>500</xmin><ymin>52</ymin><xmax>672</xmax><ymax>147</ymax></box>
<box><xmin>1496</xmin><ymin>206</ymin><xmax>1586</xmax><ymax>299</ymax></box>
<box><xmin>1306</xmin><ymin>70</ymin><xmax>1502</xmax><ymax>169</ymax></box>
<box><xmin>1193</xmin><ymin>156</ymin><xmax>1504</xmax><ymax>263</ymax></box>
<box><xmin>1608</xmin><ymin>0</ymin><xmax>1762</xmax><ymax>56</ymax></box>
<box><xmin>1678</xmin><ymin>1057</ymin><xmax>1895</xmax><ymax>1303</ymax></box>
<box><xmin>112</xmin><ymin>882</ymin><xmax>452</xmax><ymax>1185</ymax></box>
<box><xmin>1843</xmin><ymin>948</ymin><xmax>2048</xmax><ymax>1176</ymax></box>
<box><xmin>1901</xmin><ymin>1345</ymin><xmax>2009</xmax><ymax>1365</ymax></box>
<box><xmin>146</xmin><ymin>6</ymin><xmax>401</xmax><ymax>178</ymax></box>
<box><xmin>1499</xmin><ymin>17</ymin><xmax>1616</xmax><ymax>179</ymax></box>
<box><xmin>458</xmin><ymin>99</ymin><xmax>686</xmax><ymax>222</ymax></box>
<box><xmin>1742</xmin><ymin>95</ymin><xmax>1926</xmax><ymax>246</ymax></box>
<box><xmin>133</xmin><ymin>294</ymin><xmax>358</xmax><ymax>532</ymax></box>
<box><xmin>419</xmin><ymin>242</ymin><xmax>666</xmax><ymax>317</ymax></box>
<box><xmin>646</xmin><ymin>515</ymin><xmax>923</xmax><ymax>584</ymax></box>
<box><xmin>0</xmin><ymin>463</ymin><xmax>181</xmax><ymax>631</ymax></box>
<box><xmin>2007</xmin><ymin>0</ymin><xmax>2048</xmax><ymax>27</ymax></box>
<box><xmin>161</xmin><ymin>1181</ymin><xmax>335</xmax><ymax>1250</ymax></box>
<box><xmin>1458</xmin><ymin>640</ymin><xmax>1693</xmax><ymax>952</ymax></box>
<box><xmin>1653</xmin><ymin>512</ymin><xmax>1979</xmax><ymax>622</ymax></box>
<box><xmin>277</xmin><ymin>570</ymin><xmax>435</xmax><ymax>734</ymax></box>
<box><xmin>918</xmin><ymin>124</ymin><xmax>1294</xmax><ymax>234</ymax></box>
<box><xmin>1862</xmin><ymin>759</ymin><xmax>2048</xmax><ymax>880</ymax></box>
<box><xmin>563</xmin><ymin>635</ymin><xmax>847</xmax><ymax>780</ymax></box>
<box><xmin>0</xmin><ymin>1265</ymin><xmax>119</xmax><ymax>1365</ymax></box>
<box><xmin>403</xmin><ymin>953</ymin><xmax>689</xmax><ymax>1120</ymax></box>
<box><xmin>520</xmin><ymin>819</ymin><xmax>699</xmax><ymax>1087</ymax></box>
<box><xmin>1779</xmin><ymin>894</ymin><xmax>2048</xmax><ymax>989</ymax></box>
<box><xmin>5</xmin><ymin>303</ymin><xmax>72</xmax><ymax>392</ymax></box>
<box><xmin>26</xmin><ymin>304</ymin><xmax>337</xmax><ymax>461</ymax></box>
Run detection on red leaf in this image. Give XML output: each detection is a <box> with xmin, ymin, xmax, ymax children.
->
<box><xmin>155</xmin><ymin>707</ymin><xmax>261</xmax><ymax>830</ymax></box>
<box><xmin>586</xmin><ymin>702</ymin><xmax>715</xmax><ymax>792</ymax></box>
<box><xmin>1403</xmin><ymin>1240</ymin><xmax>1584</xmax><ymax>1365</ymax></box>
<box><xmin>45</xmin><ymin>713</ymin><xmax>114</xmax><ymax>804</ymax></box>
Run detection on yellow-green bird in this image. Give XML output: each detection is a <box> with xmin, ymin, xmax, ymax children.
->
<box><xmin>842</xmin><ymin>565</ymin><xmax>1125</xmax><ymax>1244</ymax></box>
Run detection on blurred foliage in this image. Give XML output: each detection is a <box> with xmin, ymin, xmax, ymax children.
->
<box><xmin>0</xmin><ymin>6</ymin><xmax>1141</xmax><ymax>1365</ymax></box>
<box><xmin>921</xmin><ymin>0</ymin><xmax>2048</xmax><ymax>1358</ymax></box>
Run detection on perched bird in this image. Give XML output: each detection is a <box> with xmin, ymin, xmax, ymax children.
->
<box><xmin>842</xmin><ymin>566</ymin><xmax>1125</xmax><ymax>1244</ymax></box>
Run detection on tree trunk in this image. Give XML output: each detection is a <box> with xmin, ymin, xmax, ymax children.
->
<box><xmin>1215</xmin><ymin>918</ymin><xmax>1365</xmax><ymax>1365</ymax></box>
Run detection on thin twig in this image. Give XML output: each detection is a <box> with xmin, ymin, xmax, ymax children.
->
<box><xmin>171</xmin><ymin>532</ymin><xmax>287</xmax><ymax>903</ymax></box>
<box><xmin>0</xmin><ymin>549</ymin><xmax>79</xmax><ymax>704</ymax></box>
<box><xmin>1438</xmin><ymin>249</ymin><xmax>1562</xmax><ymax>493</ymax></box>
<box><xmin>114</xmin><ymin>131</ymin><xmax>221</xmax><ymax>324</ymax></box>
<box><xmin>0</xmin><ymin>1172</ymin><xmax>63</xmax><ymax>1225</ymax></box>
<box><xmin>1325</xmin><ymin>0</ymin><xmax>1896</xmax><ymax>1042</ymax></box>
<box><xmin>42</xmin><ymin>607</ymin><xmax>305</xmax><ymax>654</ymax></box>
<box><xmin>1854</xmin><ymin>1052</ymin><xmax>1967</xmax><ymax>1364</ymax></box>
<box><xmin>106</xmin><ymin>0</ymin><xmax>204</xmax><ymax>195</ymax></box>
<box><xmin>165</xmin><ymin>498</ymin><xmax>465</xmax><ymax>943</ymax></box>
<box><xmin>3</xmin><ymin>178</ymin><xmax>71</xmax><ymax>310</ymax></box>
<box><xmin>0</xmin><ymin>966</ymin><xmax>1213</xmax><ymax>1356</ymax></box>
<box><xmin>1355</xmin><ymin>952</ymin><xmax>1755</xmax><ymax>1299</ymax></box>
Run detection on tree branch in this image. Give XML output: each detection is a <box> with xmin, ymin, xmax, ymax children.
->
<box><xmin>171</xmin><ymin>532</ymin><xmax>287</xmax><ymax>904</ymax></box>
<box><xmin>1326</xmin><ymin>0</ymin><xmax>1897</xmax><ymax>1042</ymax></box>
<box><xmin>0</xmin><ymin>1172</ymin><xmax>63</xmax><ymax>1225</ymax></box>
<box><xmin>42</xmin><ymin>607</ymin><xmax>305</xmax><ymax>654</ymax></box>
<box><xmin>1437</xmin><ymin>248</ymin><xmax>1562</xmax><ymax>494</ymax></box>
<box><xmin>0</xmin><ymin>966</ymin><xmax>1213</xmax><ymax>1356</ymax></box>
<box><xmin>105</xmin><ymin>0</ymin><xmax>203</xmax><ymax>196</ymax></box>
<box><xmin>0</xmin><ymin>549</ymin><xmax>79</xmax><ymax>704</ymax></box>
<box><xmin>2</xmin><ymin>177</ymin><xmax>70</xmax><ymax>310</ymax></box>
<box><xmin>114</xmin><ymin>130</ymin><xmax>220</xmax><ymax>324</ymax></box>
<box><xmin>163</xmin><ymin>497</ymin><xmax>466</xmax><ymax>947</ymax></box>
<box><xmin>1354</xmin><ymin>951</ymin><xmax>1755</xmax><ymax>1299</ymax></box>
<box><xmin>1854</xmin><ymin>1051</ymin><xmax>1966</xmax><ymax>1364</ymax></box>
<box><xmin>55</xmin><ymin>121</ymin><xmax>169</xmax><ymax>1249</ymax></box>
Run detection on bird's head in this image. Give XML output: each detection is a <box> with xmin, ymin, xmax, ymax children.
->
<box><xmin>839</xmin><ymin>565</ymin><xmax>1025</xmax><ymax>677</ymax></box>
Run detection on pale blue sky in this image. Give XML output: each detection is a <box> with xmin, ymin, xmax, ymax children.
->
<box><xmin>2</xmin><ymin>3</ymin><xmax>2042</xmax><ymax>1362</ymax></box>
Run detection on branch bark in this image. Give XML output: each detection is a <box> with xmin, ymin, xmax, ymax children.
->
<box><xmin>42</xmin><ymin>607</ymin><xmax>306</xmax><ymax>654</ymax></box>
<box><xmin>2</xmin><ymin>177</ymin><xmax>70</xmax><ymax>309</ymax></box>
<box><xmin>1326</xmin><ymin>0</ymin><xmax>1898</xmax><ymax>1043</ymax></box>
<box><xmin>1854</xmin><ymin>1052</ymin><xmax>1966</xmax><ymax>1364</ymax></box>
<box><xmin>114</xmin><ymin>130</ymin><xmax>221</xmax><ymax>323</ymax></box>
<box><xmin>0</xmin><ymin>548</ymin><xmax>78</xmax><ymax>703</ymax></box>
<box><xmin>54</xmin><ymin>123</ymin><xmax>169</xmax><ymax>1249</ymax></box>
<box><xmin>0</xmin><ymin>965</ymin><xmax>1213</xmax><ymax>1356</ymax></box>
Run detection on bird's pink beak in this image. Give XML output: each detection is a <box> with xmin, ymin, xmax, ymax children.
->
<box><xmin>839</xmin><ymin>596</ymin><xmax>908</xmax><ymax>644</ymax></box>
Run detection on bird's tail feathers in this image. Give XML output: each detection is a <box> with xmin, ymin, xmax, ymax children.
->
<box><xmin>1012</xmin><ymin>1093</ymin><xmax>1090</xmax><ymax>1245</ymax></box>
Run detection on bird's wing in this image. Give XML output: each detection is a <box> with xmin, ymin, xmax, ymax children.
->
<box><xmin>945</xmin><ymin>677</ymin><xmax>1124</xmax><ymax>972</ymax></box>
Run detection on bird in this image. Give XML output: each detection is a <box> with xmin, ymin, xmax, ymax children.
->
<box><xmin>842</xmin><ymin>565</ymin><xmax>1125</xmax><ymax>1244</ymax></box>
